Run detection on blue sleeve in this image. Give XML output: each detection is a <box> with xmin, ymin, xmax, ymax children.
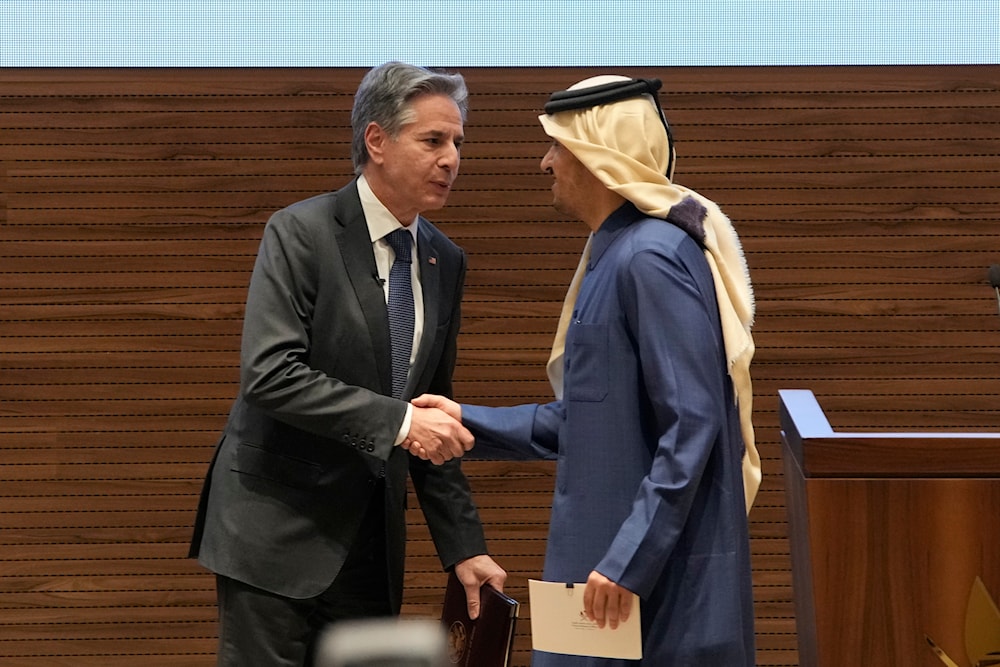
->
<box><xmin>461</xmin><ymin>402</ymin><xmax>562</xmax><ymax>461</ymax></box>
<box><xmin>597</xmin><ymin>242</ymin><xmax>727</xmax><ymax>596</ymax></box>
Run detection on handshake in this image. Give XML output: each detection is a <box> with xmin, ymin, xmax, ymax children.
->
<box><xmin>401</xmin><ymin>394</ymin><xmax>471</xmax><ymax>465</ymax></box>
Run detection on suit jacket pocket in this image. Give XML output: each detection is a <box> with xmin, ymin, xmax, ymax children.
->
<box><xmin>233</xmin><ymin>442</ymin><xmax>322</xmax><ymax>489</ymax></box>
<box><xmin>565</xmin><ymin>323</ymin><xmax>608</xmax><ymax>402</ymax></box>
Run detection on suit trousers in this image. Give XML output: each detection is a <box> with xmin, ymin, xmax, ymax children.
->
<box><xmin>214</xmin><ymin>485</ymin><xmax>392</xmax><ymax>667</ymax></box>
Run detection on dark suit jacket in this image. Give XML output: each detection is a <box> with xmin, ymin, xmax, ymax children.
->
<box><xmin>189</xmin><ymin>180</ymin><xmax>488</xmax><ymax>608</ymax></box>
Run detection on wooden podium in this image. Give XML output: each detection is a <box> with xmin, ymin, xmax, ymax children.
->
<box><xmin>779</xmin><ymin>389</ymin><xmax>1000</xmax><ymax>666</ymax></box>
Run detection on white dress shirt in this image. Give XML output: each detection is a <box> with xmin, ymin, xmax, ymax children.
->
<box><xmin>357</xmin><ymin>174</ymin><xmax>423</xmax><ymax>444</ymax></box>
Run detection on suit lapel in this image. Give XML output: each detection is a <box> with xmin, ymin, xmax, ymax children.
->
<box><xmin>333</xmin><ymin>181</ymin><xmax>393</xmax><ymax>397</ymax></box>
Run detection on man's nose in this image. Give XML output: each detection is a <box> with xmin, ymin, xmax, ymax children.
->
<box><xmin>540</xmin><ymin>147</ymin><xmax>554</xmax><ymax>173</ymax></box>
<box><xmin>440</xmin><ymin>143</ymin><xmax>460</xmax><ymax>169</ymax></box>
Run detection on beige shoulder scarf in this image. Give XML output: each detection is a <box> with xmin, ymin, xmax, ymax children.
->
<box><xmin>541</xmin><ymin>87</ymin><xmax>761</xmax><ymax>511</ymax></box>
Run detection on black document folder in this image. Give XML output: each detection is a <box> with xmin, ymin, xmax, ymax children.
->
<box><xmin>441</xmin><ymin>571</ymin><xmax>519</xmax><ymax>667</ymax></box>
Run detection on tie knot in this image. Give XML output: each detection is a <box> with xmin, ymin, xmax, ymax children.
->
<box><xmin>386</xmin><ymin>228</ymin><xmax>412</xmax><ymax>263</ymax></box>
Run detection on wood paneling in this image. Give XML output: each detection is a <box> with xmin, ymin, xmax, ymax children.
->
<box><xmin>1</xmin><ymin>65</ymin><xmax>998</xmax><ymax>666</ymax></box>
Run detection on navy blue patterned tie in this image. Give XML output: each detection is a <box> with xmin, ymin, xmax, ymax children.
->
<box><xmin>386</xmin><ymin>229</ymin><xmax>414</xmax><ymax>399</ymax></box>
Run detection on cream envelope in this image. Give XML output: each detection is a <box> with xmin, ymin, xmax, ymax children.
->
<box><xmin>528</xmin><ymin>579</ymin><xmax>641</xmax><ymax>660</ymax></box>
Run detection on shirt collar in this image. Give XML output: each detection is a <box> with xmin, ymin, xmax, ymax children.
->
<box><xmin>589</xmin><ymin>201</ymin><xmax>644</xmax><ymax>268</ymax></box>
<box><xmin>357</xmin><ymin>174</ymin><xmax>420</xmax><ymax>243</ymax></box>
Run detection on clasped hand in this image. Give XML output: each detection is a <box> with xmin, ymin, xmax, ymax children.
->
<box><xmin>401</xmin><ymin>394</ymin><xmax>471</xmax><ymax>464</ymax></box>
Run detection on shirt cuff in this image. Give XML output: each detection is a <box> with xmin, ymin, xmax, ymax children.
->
<box><xmin>394</xmin><ymin>403</ymin><xmax>413</xmax><ymax>446</ymax></box>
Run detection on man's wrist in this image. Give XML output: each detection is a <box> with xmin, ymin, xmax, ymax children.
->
<box><xmin>393</xmin><ymin>402</ymin><xmax>413</xmax><ymax>446</ymax></box>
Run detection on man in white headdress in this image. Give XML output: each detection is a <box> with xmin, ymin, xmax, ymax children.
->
<box><xmin>411</xmin><ymin>75</ymin><xmax>758</xmax><ymax>666</ymax></box>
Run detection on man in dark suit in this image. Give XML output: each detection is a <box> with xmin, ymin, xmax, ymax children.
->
<box><xmin>189</xmin><ymin>61</ymin><xmax>505</xmax><ymax>667</ymax></box>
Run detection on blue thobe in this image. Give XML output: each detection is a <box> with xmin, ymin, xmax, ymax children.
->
<box><xmin>463</xmin><ymin>201</ymin><xmax>755</xmax><ymax>666</ymax></box>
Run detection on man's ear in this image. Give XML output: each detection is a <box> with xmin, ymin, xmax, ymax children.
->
<box><xmin>364</xmin><ymin>122</ymin><xmax>387</xmax><ymax>165</ymax></box>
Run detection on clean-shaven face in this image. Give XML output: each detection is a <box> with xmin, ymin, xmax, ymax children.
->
<box><xmin>371</xmin><ymin>94</ymin><xmax>464</xmax><ymax>222</ymax></box>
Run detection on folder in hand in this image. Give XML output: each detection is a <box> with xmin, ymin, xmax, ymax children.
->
<box><xmin>441</xmin><ymin>571</ymin><xmax>519</xmax><ymax>667</ymax></box>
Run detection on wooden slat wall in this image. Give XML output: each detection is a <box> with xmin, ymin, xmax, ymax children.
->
<box><xmin>1</xmin><ymin>66</ymin><xmax>998</xmax><ymax>666</ymax></box>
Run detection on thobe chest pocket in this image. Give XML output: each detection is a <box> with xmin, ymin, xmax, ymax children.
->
<box><xmin>564</xmin><ymin>323</ymin><xmax>608</xmax><ymax>402</ymax></box>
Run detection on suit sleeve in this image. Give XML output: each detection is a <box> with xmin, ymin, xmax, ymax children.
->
<box><xmin>596</xmin><ymin>244</ymin><xmax>729</xmax><ymax>597</ymax></box>
<box><xmin>240</xmin><ymin>208</ymin><xmax>403</xmax><ymax>456</ymax></box>
<box><xmin>416</xmin><ymin>391</ymin><xmax>563</xmax><ymax>568</ymax></box>
<box><xmin>406</xmin><ymin>247</ymin><xmax>490</xmax><ymax>567</ymax></box>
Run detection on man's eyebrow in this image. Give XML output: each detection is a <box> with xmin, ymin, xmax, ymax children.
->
<box><xmin>421</xmin><ymin>128</ymin><xmax>465</xmax><ymax>143</ymax></box>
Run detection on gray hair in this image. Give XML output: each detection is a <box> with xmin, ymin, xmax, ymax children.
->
<box><xmin>351</xmin><ymin>61</ymin><xmax>469</xmax><ymax>174</ymax></box>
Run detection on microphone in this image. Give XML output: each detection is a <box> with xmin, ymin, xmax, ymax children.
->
<box><xmin>989</xmin><ymin>264</ymin><xmax>1000</xmax><ymax>316</ymax></box>
<box><xmin>374</xmin><ymin>273</ymin><xmax>386</xmax><ymax>287</ymax></box>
